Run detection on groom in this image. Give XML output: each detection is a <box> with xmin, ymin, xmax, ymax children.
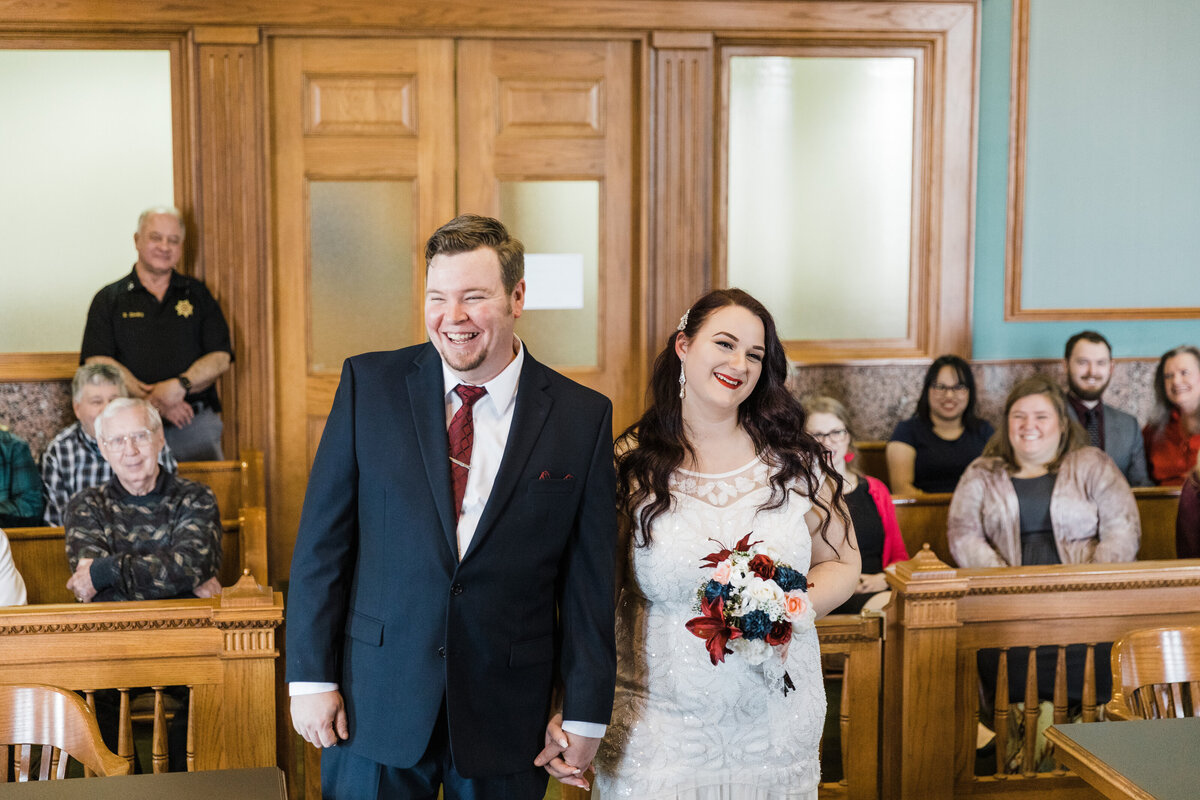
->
<box><xmin>287</xmin><ymin>215</ymin><xmax>617</xmax><ymax>799</ymax></box>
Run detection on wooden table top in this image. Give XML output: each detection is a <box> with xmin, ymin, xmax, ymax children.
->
<box><xmin>0</xmin><ymin>766</ymin><xmax>286</xmax><ymax>798</ymax></box>
<box><xmin>1046</xmin><ymin>717</ymin><xmax>1200</xmax><ymax>800</ymax></box>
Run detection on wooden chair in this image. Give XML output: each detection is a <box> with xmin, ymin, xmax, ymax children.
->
<box><xmin>0</xmin><ymin>684</ymin><xmax>130</xmax><ymax>780</ymax></box>
<box><xmin>1106</xmin><ymin>625</ymin><xmax>1200</xmax><ymax>720</ymax></box>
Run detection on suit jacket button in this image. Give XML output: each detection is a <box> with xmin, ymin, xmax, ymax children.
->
<box><xmin>437</xmin><ymin>646</ymin><xmax>446</xmax><ymax>658</ymax></box>
<box><xmin>451</xmin><ymin>583</ymin><xmax>464</xmax><ymax>596</ymax></box>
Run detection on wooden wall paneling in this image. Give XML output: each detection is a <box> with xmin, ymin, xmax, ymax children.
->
<box><xmin>195</xmin><ymin>32</ymin><xmax>271</xmax><ymax>471</ymax></box>
<box><xmin>457</xmin><ymin>38</ymin><xmax>643</xmax><ymax>430</ymax></box>
<box><xmin>270</xmin><ymin>37</ymin><xmax>456</xmax><ymax>586</ymax></box>
<box><xmin>650</xmin><ymin>31</ymin><xmax>713</xmax><ymax>354</ymax></box>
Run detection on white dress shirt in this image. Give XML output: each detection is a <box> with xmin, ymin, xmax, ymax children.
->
<box><xmin>292</xmin><ymin>340</ymin><xmax>605</xmax><ymax>739</ymax></box>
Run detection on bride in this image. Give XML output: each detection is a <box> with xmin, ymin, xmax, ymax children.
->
<box><xmin>592</xmin><ymin>288</ymin><xmax>859</xmax><ymax>799</ymax></box>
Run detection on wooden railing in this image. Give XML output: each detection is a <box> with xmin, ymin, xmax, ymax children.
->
<box><xmin>882</xmin><ymin>548</ymin><xmax>1200</xmax><ymax>800</ymax></box>
<box><xmin>5</xmin><ymin>450</ymin><xmax>267</xmax><ymax>604</ymax></box>
<box><xmin>0</xmin><ymin>572</ymin><xmax>283</xmax><ymax>773</ymax></box>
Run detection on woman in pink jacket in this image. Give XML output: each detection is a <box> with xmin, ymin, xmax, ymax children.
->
<box><xmin>949</xmin><ymin>375</ymin><xmax>1139</xmax><ymax>722</ymax></box>
<box><xmin>948</xmin><ymin>376</ymin><xmax>1140</xmax><ymax>569</ymax></box>
<box><xmin>803</xmin><ymin>396</ymin><xmax>908</xmax><ymax>614</ymax></box>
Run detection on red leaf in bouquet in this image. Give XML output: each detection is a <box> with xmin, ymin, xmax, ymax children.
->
<box><xmin>734</xmin><ymin>532</ymin><xmax>761</xmax><ymax>552</ymax></box>
<box><xmin>699</xmin><ymin>539</ymin><xmax>732</xmax><ymax>568</ymax></box>
<box><xmin>685</xmin><ymin>595</ymin><xmax>743</xmax><ymax>665</ymax></box>
<box><xmin>748</xmin><ymin>553</ymin><xmax>775</xmax><ymax>580</ymax></box>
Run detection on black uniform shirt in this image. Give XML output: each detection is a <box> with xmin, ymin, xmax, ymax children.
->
<box><xmin>80</xmin><ymin>268</ymin><xmax>233</xmax><ymax>412</ymax></box>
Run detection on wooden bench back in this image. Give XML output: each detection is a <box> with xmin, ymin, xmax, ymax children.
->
<box><xmin>892</xmin><ymin>486</ymin><xmax>1181</xmax><ymax>566</ymax></box>
<box><xmin>4</xmin><ymin>451</ymin><xmax>266</xmax><ymax>605</ymax></box>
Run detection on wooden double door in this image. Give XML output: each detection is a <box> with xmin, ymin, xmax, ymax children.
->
<box><xmin>270</xmin><ymin>36</ymin><xmax>640</xmax><ymax>574</ymax></box>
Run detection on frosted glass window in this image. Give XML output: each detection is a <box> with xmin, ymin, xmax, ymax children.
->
<box><xmin>500</xmin><ymin>181</ymin><xmax>600</xmax><ymax>368</ymax></box>
<box><xmin>309</xmin><ymin>181</ymin><xmax>415</xmax><ymax>372</ymax></box>
<box><xmin>727</xmin><ymin>56</ymin><xmax>914</xmax><ymax>341</ymax></box>
<box><xmin>0</xmin><ymin>49</ymin><xmax>174</xmax><ymax>352</ymax></box>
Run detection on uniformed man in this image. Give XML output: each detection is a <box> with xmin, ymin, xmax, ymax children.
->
<box><xmin>80</xmin><ymin>206</ymin><xmax>233</xmax><ymax>460</ymax></box>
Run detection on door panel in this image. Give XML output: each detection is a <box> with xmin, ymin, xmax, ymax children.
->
<box><xmin>457</xmin><ymin>39</ymin><xmax>642</xmax><ymax>430</ymax></box>
<box><xmin>271</xmin><ymin>37</ymin><xmax>455</xmax><ymax>572</ymax></box>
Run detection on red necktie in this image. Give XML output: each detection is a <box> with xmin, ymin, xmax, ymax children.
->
<box><xmin>448</xmin><ymin>384</ymin><xmax>487</xmax><ymax>522</ymax></box>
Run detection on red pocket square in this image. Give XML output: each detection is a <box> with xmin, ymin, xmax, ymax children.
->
<box><xmin>538</xmin><ymin>471</ymin><xmax>574</xmax><ymax>480</ymax></box>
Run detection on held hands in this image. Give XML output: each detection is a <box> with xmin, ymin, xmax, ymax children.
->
<box><xmin>855</xmin><ymin>572</ymin><xmax>889</xmax><ymax>594</ymax></box>
<box><xmin>66</xmin><ymin>558</ymin><xmax>97</xmax><ymax>602</ymax></box>
<box><xmin>534</xmin><ymin>713</ymin><xmax>600</xmax><ymax>790</ymax></box>
<box><xmin>147</xmin><ymin>379</ymin><xmax>195</xmax><ymax>428</ymax></box>
<box><xmin>291</xmin><ymin>690</ymin><xmax>349</xmax><ymax>749</ymax></box>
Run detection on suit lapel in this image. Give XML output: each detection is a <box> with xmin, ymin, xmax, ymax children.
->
<box><xmin>462</xmin><ymin>355</ymin><xmax>552</xmax><ymax>561</ymax></box>
<box><xmin>407</xmin><ymin>345</ymin><xmax>459</xmax><ymax>557</ymax></box>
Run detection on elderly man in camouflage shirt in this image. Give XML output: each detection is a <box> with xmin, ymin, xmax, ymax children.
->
<box><xmin>65</xmin><ymin>397</ymin><xmax>220</xmax><ymax>603</ymax></box>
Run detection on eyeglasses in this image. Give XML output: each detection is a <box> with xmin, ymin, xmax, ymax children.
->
<box><xmin>100</xmin><ymin>429</ymin><xmax>155</xmax><ymax>450</ymax></box>
<box><xmin>930</xmin><ymin>383</ymin><xmax>968</xmax><ymax>394</ymax></box>
<box><xmin>809</xmin><ymin>428</ymin><xmax>849</xmax><ymax>444</ymax></box>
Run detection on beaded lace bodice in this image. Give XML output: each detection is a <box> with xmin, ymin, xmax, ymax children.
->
<box><xmin>594</xmin><ymin>458</ymin><xmax>824</xmax><ymax>799</ymax></box>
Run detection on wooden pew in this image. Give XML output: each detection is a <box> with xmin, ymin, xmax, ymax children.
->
<box><xmin>0</xmin><ymin>574</ymin><xmax>283</xmax><ymax>772</ymax></box>
<box><xmin>3</xmin><ymin>450</ymin><xmax>267</xmax><ymax>605</ymax></box>
<box><xmin>882</xmin><ymin>551</ymin><xmax>1200</xmax><ymax>800</ymax></box>
<box><xmin>892</xmin><ymin>486</ymin><xmax>1182</xmax><ymax>566</ymax></box>
<box><xmin>853</xmin><ymin>441</ymin><xmax>889</xmax><ymax>488</ymax></box>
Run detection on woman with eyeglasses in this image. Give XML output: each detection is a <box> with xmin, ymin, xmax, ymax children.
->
<box><xmin>803</xmin><ymin>396</ymin><xmax>908</xmax><ymax>614</ymax></box>
<box><xmin>886</xmin><ymin>355</ymin><xmax>994</xmax><ymax>495</ymax></box>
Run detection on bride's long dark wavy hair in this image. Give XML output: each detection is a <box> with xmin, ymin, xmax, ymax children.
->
<box><xmin>616</xmin><ymin>289</ymin><xmax>849</xmax><ymax>548</ymax></box>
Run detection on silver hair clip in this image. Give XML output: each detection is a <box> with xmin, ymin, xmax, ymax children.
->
<box><xmin>676</xmin><ymin>310</ymin><xmax>689</xmax><ymax>332</ymax></box>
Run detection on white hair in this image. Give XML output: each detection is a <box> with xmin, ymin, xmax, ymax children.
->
<box><xmin>136</xmin><ymin>205</ymin><xmax>186</xmax><ymax>239</ymax></box>
<box><xmin>93</xmin><ymin>397</ymin><xmax>162</xmax><ymax>442</ymax></box>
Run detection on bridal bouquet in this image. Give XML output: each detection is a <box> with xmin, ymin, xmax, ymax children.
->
<box><xmin>685</xmin><ymin>532</ymin><xmax>812</xmax><ymax>676</ymax></box>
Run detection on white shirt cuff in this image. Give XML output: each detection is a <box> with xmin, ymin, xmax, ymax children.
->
<box><xmin>561</xmin><ymin>719</ymin><xmax>607</xmax><ymax>739</ymax></box>
<box><xmin>289</xmin><ymin>681</ymin><xmax>338</xmax><ymax>696</ymax></box>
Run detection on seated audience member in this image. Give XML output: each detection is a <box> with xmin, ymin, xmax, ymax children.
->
<box><xmin>886</xmin><ymin>355</ymin><xmax>994</xmax><ymax>495</ymax></box>
<box><xmin>1143</xmin><ymin>345</ymin><xmax>1200</xmax><ymax>485</ymax></box>
<box><xmin>0</xmin><ymin>528</ymin><xmax>28</xmax><ymax>606</ymax></box>
<box><xmin>41</xmin><ymin>364</ymin><xmax>178</xmax><ymax>526</ymax></box>
<box><xmin>1062</xmin><ymin>330</ymin><xmax>1151</xmax><ymax>486</ymax></box>
<box><xmin>950</xmin><ymin>376</ymin><xmax>1138</xmax><ymax>749</ymax></box>
<box><xmin>65</xmin><ymin>398</ymin><xmax>221</xmax><ymax>603</ymax></box>
<box><xmin>0</xmin><ymin>425</ymin><xmax>44</xmax><ymax>527</ymax></box>
<box><xmin>804</xmin><ymin>395</ymin><xmax>908</xmax><ymax>613</ymax></box>
<box><xmin>1178</xmin><ymin>456</ymin><xmax>1200</xmax><ymax>559</ymax></box>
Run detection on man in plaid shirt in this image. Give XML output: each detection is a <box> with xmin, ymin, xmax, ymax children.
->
<box><xmin>41</xmin><ymin>364</ymin><xmax>177</xmax><ymax>526</ymax></box>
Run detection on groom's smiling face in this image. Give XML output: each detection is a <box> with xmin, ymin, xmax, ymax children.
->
<box><xmin>425</xmin><ymin>246</ymin><xmax>526</xmax><ymax>384</ymax></box>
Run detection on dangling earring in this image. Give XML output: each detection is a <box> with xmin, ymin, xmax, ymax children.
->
<box><xmin>678</xmin><ymin>361</ymin><xmax>687</xmax><ymax>399</ymax></box>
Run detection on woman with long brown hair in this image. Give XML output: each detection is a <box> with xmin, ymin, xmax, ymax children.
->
<box><xmin>593</xmin><ymin>289</ymin><xmax>858</xmax><ymax>799</ymax></box>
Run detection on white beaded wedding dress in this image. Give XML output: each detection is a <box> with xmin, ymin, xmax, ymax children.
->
<box><xmin>594</xmin><ymin>457</ymin><xmax>825</xmax><ymax>800</ymax></box>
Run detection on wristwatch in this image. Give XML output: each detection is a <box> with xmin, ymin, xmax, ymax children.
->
<box><xmin>177</xmin><ymin>374</ymin><xmax>192</xmax><ymax>393</ymax></box>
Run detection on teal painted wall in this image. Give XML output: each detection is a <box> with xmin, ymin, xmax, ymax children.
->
<box><xmin>971</xmin><ymin>0</ymin><xmax>1199</xmax><ymax>359</ymax></box>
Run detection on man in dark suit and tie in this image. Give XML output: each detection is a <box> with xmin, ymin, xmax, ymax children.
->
<box><xmin>287</xmin><ymin>215</ymin><xmax>617</xmax><ymax>799</ymax></box>
<box><xmin>1063</xmin><ymin>330</ymin><xmax>1151</xmax><ymax>486</ymax></box>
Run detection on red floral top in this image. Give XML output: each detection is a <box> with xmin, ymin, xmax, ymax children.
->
<box><xmin>1143</xmin><ymin>409</ymin><xmax>1200</xmax><ymax>486</ymax></box>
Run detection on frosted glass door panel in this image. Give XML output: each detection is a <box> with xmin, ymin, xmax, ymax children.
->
<box><xmin>309</xmin><ymin>180</ymin><xmax>416</xmax><ymax>372</ymax></box>
<box><xmin>727</xmin><ymin>56</ymin><xmax>914</xmax><ymax>341</ymax></box>
<box><xmin>500</xmin><ymin>181</ymin><xmax>600</xmax><ymax>368</ymax></box>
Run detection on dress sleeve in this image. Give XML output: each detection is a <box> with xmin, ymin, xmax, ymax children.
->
<box><xmin>889</xmin><ymin>417</ymin><xmax>918</xmax><ymax>446</ymax></box>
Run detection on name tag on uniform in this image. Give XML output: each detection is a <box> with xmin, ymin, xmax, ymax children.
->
<box><xmin>122</xmin><ymin>311</ymin><xmax>145</xmax><ymax>318</ymax></box>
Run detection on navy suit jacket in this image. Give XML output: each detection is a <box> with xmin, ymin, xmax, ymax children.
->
<box><xmin>286</xmin><ymin>343</ymin><xmax>617</xmax><ymax>776</ymax></box>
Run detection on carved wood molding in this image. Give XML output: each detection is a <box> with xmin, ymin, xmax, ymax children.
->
<box><xmin>0</xmin><ymin>615</ymin><xmax>282</xmax><ymax>636</ymax></box>
<box><xmin>1003</xmin><ymin>0</ymin><xmax>1200</xmax><ymax>322</ymax></box>
<box><xmin>968</xmin><ymin>577</ymin><xmax>1200</xmax><ymax>595</ymax></box>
